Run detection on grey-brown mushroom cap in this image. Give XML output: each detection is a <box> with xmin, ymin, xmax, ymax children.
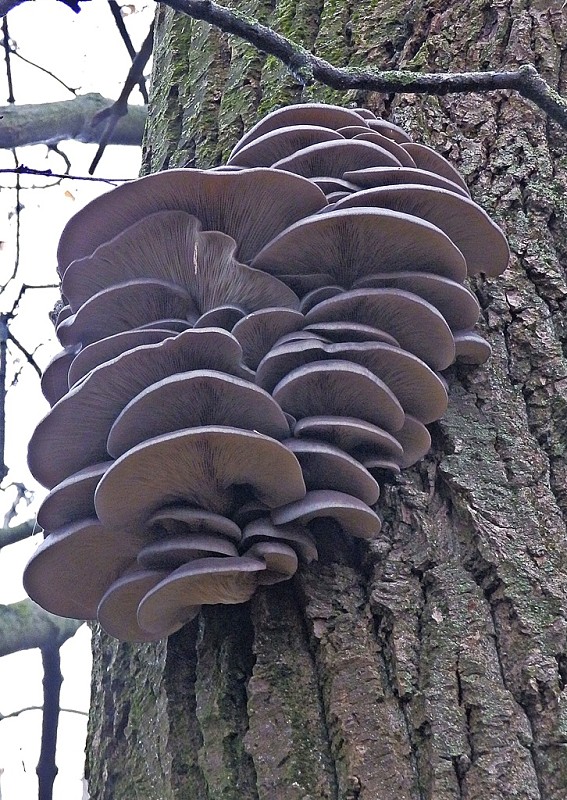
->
<box><xmin>23</xmin><ymin>518</ymin><xmax>142</xmax><ymax>620</ymax></box>
<box><xmin>57</xmin><ymin>168</ymin><xmax>328</xmax><ymax>272</ymax></box>
<box><xmin>303</xmin><ymin>322</ymin><xmax>400</xmax><ymax>346</ymax></box>
<box><xmin>95</xmin><ymin>426</ymin><xmax>307</xmax><ymax>529</ymax></box>
<box><xmin>453</xmin><ymin>331</ymin><xmax>492</xmax><ymax>364</ymax></box>
<box><xmin>292</xmin><ymin>417</ymin><xmax>404</xmax><ymax>464</ymax></box>
<box><xmin>271</xmin><ymin>489</ymin><xmax>382</xmax><ymax>540</ymax></box>
<box><xmin>240</xmin><ymin>517</ymin><xmax>318</xmax><ymax>564</ymax></box>
<box><xmin>272</xmin><ymin>360</ymin><xmax>405</xmax><ymax>432</ymax></box>
<box><xmin>331</xmin><ymin>185</ymin><xmax>509</xmax><ymax>277</ymax></box>
<box><xmin>97</xmin><ymin>569</ymin><xmax>173</xmax><ymax>642</ymax></box>
<box><xmin>147</xmin><ymin>506</ymin><xmax>242</xmax><ymax>543</ymax></box>
<box><xmin>29</xmin><ymin>328</ymin><xmax>250</xmax><ymax>489</ymax></box>
<box><xmin>352</xmin><ymin>271</ymin><xmax>480</xmax><ymax>332</ymax></box>
<box><xmin>244</xmin><ymin>540</ymin><xmax>298</xmax><ymax>585</ymax></box>
<box><xmin>251</xmin><ymin>208</ymin><xmax>467</xmax><ymax>285</ymax></box>
<box><xmin>107</xmin><ymin>370</ymin><xmax>292</xmax><ymax>458</ymax></box>
<box><xmin>37</xmin><ymin>462</ymin><xmax>110</xmax><ymax>533</ymax></box>
<box><xmin>228</xmin><ymin>103</ymin><xmax>367</xmax><ymax>158</ymax></box>
<box><xmin>351</xmin><ymin>132</ymin><xmax>417</xmax><ymax>167</ymax></box>
<box><xmin>137</xmin><ymin>535</ymin><xmax>239</xmax><ymax>570</ymax></box>
<box><xmin>256</xmin><ymin>338</ymin><xmax>448</xmax><ymax>423</ymax></box>
<box><xmin>227</xmin><ymin>125</ymin><xmax>344</xmax><ymax>167</ymax></box>
<box><xmin>137</xmin><ymin>556</ymin><xmax>266</xmax><ymax>636</ymax></box>
<box><xmin>231</xmin><ymin>308</ymin><xmax>305</xmax><ymax>370</ymax></box>
<box><xmin>57</xmin><ymin>279</ymin><xmax>199</xmax><ymax>348</ymax></box>
<box><xmin>68</xmin><ymin>328</ymin><xmax>176</xmax><ymax>387</ymax></box>
<box><xmin>62</xmin><ymin>211</ymin><xmax>299</xmax><ymax>314</ymax></box>
<box><xmin>343</xmin><ymin>167</ymin><xmax>470</xmax><ymax>197</ymax></box>
<box><xmin>401</xmin><ymin>143</ymin><xmax>470</xmax><ymax>195</ymax></box>
<box><xmin>365</xmin><ymin>119</ymin><xmax>413</xmax><ymax>144</ymax></box>
<box><xmin>299</xmin><ymin>286</ymin><xmax>345</xmax><ymax>314</ymax></box>
<box><xmin>397</xmin><ymin>415</ymin><xmax>432</xmax><ymax>468</ymax></box>
<box><xmin>303</xmin><ymin>289</ymin><xmax>456</xmax><ymax>371</ymax></box>
<box><xmin>194</xmin><ymin>306</ymin><xmax>246</xmax><ymax>330</ymax></box>
<box><xmin>272</xmin><ymin>139</ymin><xmax>402</xmax><ymax>178</ymax></box>
<box><xmin>41</xmin><ymin>346</ymin><xmax>79</xmax><ymax>406</ymax></box>
<box><xmin>283</xmin><ymin>437</ymin><xmax>380</xmax><ymax>505</ymax></box>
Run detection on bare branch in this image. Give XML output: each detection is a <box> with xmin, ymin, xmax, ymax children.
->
<box><xmin>0</xmin><ymin>705</ymin><xmax>88</xmax><ymax>721</ymax></box>
<box><xmin>1</xmin><ymin>17</ymin><xmax>14</xmax><ymax>102</ymax></box>
<box><xmin>108</xmin><ymin>0</ymin><xmax>149</xmax><ymax>103</ymax></box>
<box><xmin>0</xmin><ymin>518</ymin><xmax>35</xmax><ymax>548</ymax></box>
<box><xmin>0</xmin><ymin>0</ymin><xmax>28</xmax><ymax>21</ymax></box>
<box><xmin>0</xmin><ymin>598</ymin><xmax>82</xmax><ymax>657</ymax></box>
<box><xmin>0</xmin><ymin>165</ymin><xmax>132</xmax><ymax>183</ymax></box>
<box><xmin>6</xmin><ymin>329</ymin><xmax>41</xmax><ymax>377</ymax></box>
<box><xmin>161</xmin><ymin>0</ymin><xmax>567</xmax><ymax>130</ymax></box>
<box><xmin>37</xmin><ymin>645</ymin><xmax>62</xmax><ymax>800</ymax></box>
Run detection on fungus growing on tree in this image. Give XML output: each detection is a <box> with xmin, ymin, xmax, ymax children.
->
<box><xmin>24</xmin><ymin>102</ymin><xmax>508</xmax><ymax>641</ymax></box>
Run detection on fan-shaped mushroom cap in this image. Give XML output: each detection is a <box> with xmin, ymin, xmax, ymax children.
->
<box><xmin>453</xmin><ymin>331</ymin><xmax>492</xmax><ymax>364</ymax></box>
<box><xmin>227</xmin><ymin>125</ymin><xmax>344</xmax><ymax>167</ymax></box>
<box><xmin>137</xmin><ymin>319</ymin><xmax>192</xmax><ymax>332</ymax></box>
<box><xmin>97</xmin><ymin>569</ymin><xmax>174</xmax><ymax>642</ymax></box>
<box><xmin>311</xmin><ymin>177</ymin><xmax>359</xmax><ymax>194</ymax></box>
<box><xmin>29</xmin><ymin>329</ymin><xmax>250</xmax><ymax>488</ymax></box>
<box><xmin>256</xmin><ymin>339</ymin><xmax>447</xmax><ymax>422</ymax></box>
<box><xmin>272</xmin><ymin>360</ymin><xmax>405</xmax><ymax>431</ymax></box>
<box><xmin>331</xmin><ymin>186</ymin><xmax>509</xmax><ymax>277</ymax></box>
<box><xmin>137</xmin><ymin>535</ymin><xmax>239</xmax><ymax>569</ymax></box>
<box><xmin>194</xmin><ymin>306</ymin><xmax>246</xmax><ymax>330</ymax></box>
<box><xmin>274</xmin><ymin>331</ymin><xmax>328</xmax><ymax>347</ymax></box>
<box><xmin>147</xmin><ymin>505</ymin><xmax>242</xmax><ymax>543</ymax></box>
<box><xmin>271</xmin><ymin>489</ymin><xmax>382</xmax><ymax>539</ymax></box>
<box><xmin>107</xmin><ymin>370</ymin><xmax>291</xmax><ymax>458</ymax></box>
<box><xmin>232</xmin><ymin>500</ymin><xmax>271</xmax><ymax>528</ymax></box>
<box><xmin>228</xmin><ymin>103</ymin><xmax>366</xmax><ymax>158</ymax></box>
<box><xmin>67</xmin><ymin>329</ymin><xmax>176</xmax><ymax>387</ymax></box>
<box><xmin>41</xmin><ymin>346</ymin><xmax>79</xmax><ymax>406</ymax></box>
<box><xmin>299</xmin><ymin>286</ymin><xmax>345</xmax><ymax>314</ymax></box>
<box><xmin>240</xmin><ymin>517</ymin><xmax>318</xmax><ymax>563</ymax></box>
<box><xmin>343</xmin><ymin>167</ymin><xmax>470</xmax><ymax>197</ymax></box>
<box><xmin>397</xmin><ymin>415</ymin><xmax>432</xmax><ymax>468</ymax></box>
<box><xmin>351</xmin><ymin>132</ymin><xmax>417</xmax><ymax>167</ymax></box>
<box><xmin>137</xmin><ymin>556</ymin><xmax>266</xmax><ymax>636</ymax></box>
<box><xmin>366</xmin><ymin>119</ymin><xmax>413</xmax><ymax>144</ymax></box>
<box><xmin>352</xmin><ymin>271</ymin><xmax>480</xmax><ymax>331</ymax></box>
<box><xmin>402</xmin><ymin>143</ymin><xmax>470</xmax><ymax>195</ymax></box>
<box><xmin>292</xmin><ymin>417</ymin><xmax>404</xmax><ymax>464</ymax></box>
<box><xmin>351</xmin><ymin>108</ymin><xmax>376</xmax><ymax>120</ymax></box>
<box><xmin>273</xmin><ymin>139</ymin><xmax>401</xmax><ymax>178</ymax></box>
<box><xmin>303</xmin><ymin>322</ymin><xmax>400</xmax><ymax>346</ymax></box>
<box><xmin>361</xmin><ymin>456</ymin><xmax>401</xmax><ymax>477</ymax></box>
<box><xmin>62</xmin><ymin>212</ymin><xmax>299</xmax><ymax>314</ymax></box>
<box><xmin>251</xmin><ymin>208</ymin><xmax>467</xmax><ymax>286</ymax></box>
<box><xmin>231</xmin><ymin>308</ymin><xmax>305</xmax><ymax>369</ymax></box>
<box><xmin>23</xmin><ymin>519</ymin><xmax>141</xmax><ymax>619</ymax></box>
<box><xmin>244</xmin><ymin>540</ymin><xmax>298</xmax><ymax>585</ymax></box>
<box><xmin>56</xmin><ymin>305</ymin><xmax>73</xmax><ymax>324</ymax></box>
<box><xmin>37</xmin><ymin>462</ymin><xmax>109</xmax><ymax>532</ymax></box>
<box><xmin>95</xmin><ymin>426</ymin><xmax>307</xmax><ymax>528</ymax></box>
<box><xmin>57</xmin><ymin>168</ymin><xmax>327</xmax><ymax>272</ymax></box>
<box><xmin>325</xmin><ymin>192</ymin><xmax>350</xmax><ymax>203</ymax></box>
<box><xmin>283</xmin><ymin>437</ymin><xmax>380</xmax><ymax>505</ymax></box>
<box><xmin>57</xmin><ymin>280</ymin><xmax>199</xmax><ymax>347</ymax></box>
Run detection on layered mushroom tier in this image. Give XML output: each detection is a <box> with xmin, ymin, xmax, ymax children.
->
<box><xmin>25</xmin><ymin>103</ymin><xmax>508</xmax><ymax>641</ymax></box>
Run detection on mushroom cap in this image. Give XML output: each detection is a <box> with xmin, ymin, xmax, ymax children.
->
<box><xmin>251</xmin><ymin>208</ymin><xmax>467</xmax><ymax>285</ymax></box>
<box><xmin>231</xmin><ymin>308</ymin><xmax>305</xmax><ymax>369</ymax></box>
<box><xmin>37</xmin><ymin>462</ymin><xmax>110</xmax><ymax>533</ymax></box>
<box><xmin>272</xmin><ymin>139</ymin><xmax>401</xmax><ymax>178</ymax></box>
<box><xmin>23</xmin><ymin>519</ymin><xmax>141</xmax><ymax>620</ymax></box>
<box><xmin>137</xmin><ymin>534</ymin><xmax>239</xmax><ymax>569</ymax></box>
<box><xmin>62</xmin><ymin>211</ymin><xmax>300</xmax><ymax>313</ymax></box>
<box><xmin>331</xmin><ymin>185</ymin><xmax>509</xmax><ymax>277</ymax></box>
<box><xmin>57</xmin><ymin>168</ymin><xmax>327</xmax><ymax>272</ymax></box>
<box><xmin>97</xmin><ymin>569</ymin><xmax>174</xmax><ymax>642</ymax></box>
<box><xmin>147</xmin><ymin>505</ymin><xmax>242</xmax><ymax>543</ymax></box>
<box><xmin>351</xmin><ymin>108</ymin><xmax>377</xmax><ymax>120</ymax></box>
<box><xmin>351</xmin><ymin>132</ymin><xmax>417</xmax><ymax>167</ymax></box>
<box><xmin>303</xmin><ymin>321</ymin><xmax>400</xmax><ymax>346</ymax></box>
<box><xmin>283</xmin><ymin>437</ymin><xmax>380</xmax><ymax>505</ymax></box>
<box><xmin>453</xmin><ymin>331</ymin><xmax>492</xmax><ymax>364</ymax></box>
<box><xmin>136</xmin><ymin>556</ymin><xmax>266</xmax><ymax>636</ymax></box>
<box><xmin>292</xmin><ymin>417</ymin><xmax>404</xmax><ymax>464</ymax></box>
<box><xmin>272</xmin><ymin>360</ymin><xmax>405</xmax><ymax>431</ymax></box>
<box><xmin>244</xmin><ymin>540</ymin><xmax>298</xmax><ymax>585</ymax></box>
<box><xmin>303</xmin><ymin>289</ymin><xmax>456</xmax><ymax>371</ymax></box>
<box><xmin>256</xmin><ymin>338</ymin><xmax>448</xmax><ymax>422</ymax></box>
<box><xmin>311</xmin><ymin>177</ymin><xmax>359</xmax><ymax>193</ymax></box>
<box><xmin>271</xmin><ymin>489</ymin><xmax>382</xmax><ymax>539</ymax></box>
<box><xmin>352</xmin><ymin>271</ymin><xmax>480</xmax><ymax>331</ymax></box>
<box><xmin>299</xmin><ymin>286</ymin><xmax>345</xmax><ymax>314</ymax></box>
<box><xmin>401</xmin><ymin>143</ymin><xmax>470</xmax><ymax>195</ymax></box>
<box><xmin>232</xmin><ymin>500</ymin><xmax>272</xmax><ymax>528</ymax></box>
<box><xmin>366</xmin><ymin>119</ymin><xmax>413</xmax><ymax>144</ymax></box>
<box><xmin>29</xmin><ymin>328</ymin><xmax>250</xmax><ymax>488</ymax></box>
<box><xmin>95</xmin><ymin>426</ymin><xmax>307</xmax><ymax>528</ymax></box>
<box><xmin>57</xmin><ymin>280</ymin><xmax>199</xmax><ymax>347</ymax></box>
<box><xmin>240</xmin><ymin>517</ymin><xmax>318</xmax><ymax>563</ymax></box>
<box><xmin>228</xmin><ymin>103</ymin><xmax>367</xmax><ymax>158</ymax></box>
<box><xmin>343</xmin><ymin>167</ymin><xmax>470</xmax><ymax>197</ymax></box>
<box><xmin>397</xmin><ymin>415</ymin><xmax>432</xmax><ymax>468</ymax></box>
<box><xmin>194</xmin><ymin>306</ymin><xmax>246</xmax><ymax>330</ymax></box>
<box><xmin>107</xmin><ymin>370</ymin><xmax>291</xmax><ymax>458</ymax></box>
<box><xmin>41</xmin><ymin>346</ymin><xmax>79</xmax><ymax>406</ymax></box>
<box><xmin>227</xmin><ymin>125</ymin><xmax>344</xmax><ymax>167</ymax></box>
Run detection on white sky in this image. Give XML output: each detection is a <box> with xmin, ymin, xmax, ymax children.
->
<box><xmin>0</xmin><ymin>2</ymin><xmax>154</xmax><ymax>797</ymax></box>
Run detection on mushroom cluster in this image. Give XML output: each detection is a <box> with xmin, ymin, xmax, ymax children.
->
<box><xmin>25</xmin><ymin>103</ymin><xmax>508</xmax><ymax>641</ymax></box>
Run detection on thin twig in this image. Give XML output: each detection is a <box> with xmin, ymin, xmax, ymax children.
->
<box><xmin>0</xmin><ymin>149</ymin><xmax>21</xmax><ymax>292</ymax></box>
<box><xmin>108</xmin><ymin>0</ymin><xmax>149</xmax><ymax>103</ymax></box>
<box><xmin>37</xmin><ymin>645</ymin><xmax>62</xmax><ymax>800</ymax></box>
<box><xmin>1</xmin><ymin>16</ymin><xmax>14</xmax><ymax>102</ymax></box>
<box><xmin>6</xmin><ymin>329</ymin><xmax>42</xmax><ymax>377</ymax></box>
<box><xmin>0</xmin><ymin>165</ymin><xmax>132</xmax><ymax>183</ymax></box>
<box><xmin>6</xmin><ymin>46</ymin><xmax>78</xmax><ymax>95</ymax></box>
<box><xmin>161</xmin><ymin>0</ymin><xmax>567</xmax><ymax>130</ymax></box>
<box><xmin>0</xmin><ymin>705</ymin><xmax>88</xmax><ymax>721</ymax></box>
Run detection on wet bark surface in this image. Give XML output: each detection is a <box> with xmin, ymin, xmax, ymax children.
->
<box><xmin>87</xmin><ymin>1</ymin><xmax>567</xmax><ymax>798</ymax></box>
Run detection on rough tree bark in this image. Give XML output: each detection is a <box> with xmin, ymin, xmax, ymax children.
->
<box><xmin>86</xmin><ymin>2</ymin><xmax>567</xmax><ymax>798</ymax></box>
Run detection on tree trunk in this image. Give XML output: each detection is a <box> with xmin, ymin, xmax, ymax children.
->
<box><xmin>85</xmin><ymin>2</ymin><xmax>567</xmax><ymax>798</ymax></box>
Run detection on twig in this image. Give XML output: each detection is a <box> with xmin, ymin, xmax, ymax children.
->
<box><xmin>0</xmin><ymin>165</ymin><xmax>132</xmax><ymax>183</ymax></box>
<box><xmin>6</xmin><ymin>47</ymin><xmax>78</xmax><ymax>95</ymax></box>
<box><xmin>6</xmin><ymin>328</ymin><xmax>42</xmax><ymax>377</ymax></box>
<box><xmin>1</xmin><ymin>17</ymin><xmax>14</xmax><ymax>102</ymax></box>
<box><xmin>89</xmin><ymin>19</ymin><xmax>154</xmax><ymax>174</ymax></box>
<box><xmin>161</xmin><ymin>0</ymin><xmax>567</xmax><ymax>130</ymax></box>
<box><xmin>0</xmin><ymin>705</ymin><xmax>88</xmax><ymax>721</ymax></box>
<box><xmin>0</xmin><ymin>518</ymin><xmax>35</xmax><ymax>548</ymax></box>
<box><xmin>0</xmin><ymin>318</ymin><xmax>7</xmax><ymax>483</ymax></box>
<box><xmin>37</xmin><ymin>645</ymin><xmax>62</xmax><ymax>800</ymax></box>
<box><xmin>108</xmin><ymin>0</ymin><xmax>149</xmax><ymax>103</ymax></box>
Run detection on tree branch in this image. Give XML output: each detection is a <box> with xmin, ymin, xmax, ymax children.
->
<box><xmin>0</xmin><ymin>598</ymin><xmax>82</xmax><ymax>657</ymax></box>
<box><xmin>161</xmin><ymin>0</ymin><xmax>567</xmax><ymax>130</ymax></box>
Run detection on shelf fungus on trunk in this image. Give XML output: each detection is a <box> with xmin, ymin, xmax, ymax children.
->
<box><xmin>24</xmin><ymin>102</ymin><xmax>508</xmax><ymax>641</ymax></box>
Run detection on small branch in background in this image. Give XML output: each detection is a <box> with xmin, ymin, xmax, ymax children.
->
<box><xmin>0</xmin><ymin>165</ymin><xmax>132</xmax><ymax>183</ymax></box>
<box><xmin>5</xmin><ymin>47</ymin><xmax>78</xmax><ymax>95</ymax></box>
<box><xmin>2</xmin><ymin>481</ymin><xmax>32</xmax><ymax>527</ymax></box>
<box><xmin>108</xmin><ymin>0</ymin><xmax>149</xmax><ymax>103</ymax></box>
<box><xmin>0</xmin><ymin>318</ymin><xmax>7</xmax><ymax>483</ymax></box>
<box><xmin>1</xmin><ymin>16</ymin><xmax>14</xmax><ymax>102</ymax></box>
<box><xmin>162</xmin><ymin>0</ymin><xmax>567</xmax><ymax>130</ymax></box>
<box><xmin>0</xmin><ymin>705</ymin><xmax>88</xmax><ymax>721</ymax></box>
<box><xmin>6</xmin><ymin>328</ymin><xmax>42</xmax><ymax>377</ymax></box>
<box><xmin>89</xmin><ymin>19</ymin><xmax>154</xmax><ymax>173</ymax></box>
<box><xmin>0</xmin><ymin>518</ymin><xmax>35</xmax><ymax>548</ymax></box>
<box><xmin>37</xmin><ymin>645</ymin><xmax>62</xmax><ymax>800</ymax></box>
